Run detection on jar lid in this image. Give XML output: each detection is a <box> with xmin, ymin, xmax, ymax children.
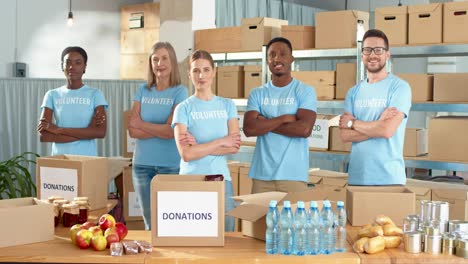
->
<box><xmin>62</xmin><ymin>203</ymin><xmax>79</xmax><ymax>209</ymax></box>
<box><xmin>53</xmin><ymin>199</ymin><xmax>69</xmax><ymax>205</ymax></box>
<box><xmin>47</xmin><ymin>196</ymin><xmax>64</xmax><ymax>202</ymax></box>
<box><xmin>72</xmin><ymin>200</ymin><xmax>89</xmax><ymax>206</ymax></box>
<box><xmin>74</xmin><ymin>197</ymin><xmax>89</xmax><ymax>201</ymax></box>
<box><xmin>404</xmin><ymin>231</ymin><xmax>421</xmax><ymax>237</ymax></box>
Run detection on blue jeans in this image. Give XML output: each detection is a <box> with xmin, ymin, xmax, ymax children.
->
<box><xmin>225</xmin><ymin>180</ymin><xmax>235</xmax><ymax>232</ymax></box>
<box><xmin>132</xmin><ymin>164</ymin><xmax>179</xmax><ymax>230</ymax></box>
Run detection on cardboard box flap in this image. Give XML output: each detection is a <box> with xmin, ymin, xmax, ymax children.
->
<box><xmin>375</xmin><ymin>6</ymin><xmax>407</xmax><ymax>16</ymax></box>
<box><xmin>432</xmin><ymin>188</ymin><xmax>468</xmax><ymax>201</ymax></box>
<box><xmin>231</xmin><ymin>191</ymin><xmax>287</xmax><ymax>205</ymax></box>
<box><xmin>281</xmin><ymin>25</ymin><xmax>314</xmax><ymax>32</ymax></box>
<box><xmin>226</xmin><ymin>203</ymin><xmax>268</xmax><ymax>222</ymax></box>
<box><xmin>408</xmin><ymin>3</ymin><xmax>442</xmax><ymax>14</ymax></box>
<box><xmin>348</xmin><ymin>186</ymin><xmax>413</xmax><ymax>194</ymax></box>
<box><xmin>241</xmin><ymin>17</ymin><xmax>288</xmax><ymax>27</ymax></box>
<box><xmin>405</xmin><ymin>185</ymin><xmax>431</xmax><ymax>197</ymax></box>
<box><xmin>322</xmin><ymin>177</ymin><xmax>348</xmax><ymax>187</ymax></box>
<box><xmin>310</xmin><ymin>169</ymin><xmax>347</xmax><ymax>178</ymax></box>
<box><xmin>282</xmin><ymin>188</ymin><xmax>327</xmax><ymax>203</ymax></box>
<box><xmin>308</xmin><ymin>175</ymin><xmax>322</xmax><ymax>184</ymax></box>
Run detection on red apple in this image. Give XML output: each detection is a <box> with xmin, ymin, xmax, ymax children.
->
<box><xmin>76</xmin><ymin>230</ymin><xmax>93</xmax><ymax>249</ymax></box>
<box><xmin>114</xmin><ymin>222</ymin><xmax>128</xmax><ymax>241</ymax></box>
<box><xmin>88</xmin><ymin>226</ymin><xmax>103</xmax><ymax>237</ymax></box>
<box><xmin>70</xmin><ymin>224</ymin><xmax>85</xmax><ymax>245</ymax></box>
<box><xmin>98</xmin><ymin>214</ymin><xmax>116</xmax><ymax>231</ymax></box>
<box><xmin>81</xmin><ymin>221</ymin><xmax>96</xmax><ymax>230</ymax></box>
<box><xmin>90</xmin><ymin>235</ymin><xmax>107</xmax><ymax>251</ymax></box>
<box><xmin>104</xmin><ymin>228</ymin><xmax>120</xmax><ymax>248</ymax></box>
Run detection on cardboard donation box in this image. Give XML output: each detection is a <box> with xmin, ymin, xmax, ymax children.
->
<box><xmin>194</xmin><ymin>27</ymin><xmax>242</xmax><ymax>53</ymax></box>
<box><xmin>405</xmin><ymin>179</ymin><xmax>432</xmax><ymax>205</ymax></box>
<box><xmin>404</xmin><ymin>128</ymin><xmax>428</xmax><ymax>157</ymax></box>
<box><xmin>434</xmin><ymin>73</ymin><xmax>468</xmax><ymax>102</ymax></box>
<box><xmin>239</xmin><ymin>164</ymin><xmax>252</xmax><ymax>196</ymax></box>
<box><xmin>335</xmin><ymin>63</ymin><xmax>357</xmax><ymax>100</ymax></box>
<box><xmin>346</xmin><ymin>186</ymin><xmax>415</xmax><ymax>226</ymax></box>
<box><xmin>228</xmin><ymin>189</ymin><xmax>326</xmax><ymax>240</ymax></box>
<box><xmin>311</xmin><ymin>170</ymin><xmax>349</xmax><ymax>204</ymax></box>
<box><xmin>397</xmin><ymin>74</ymin><xmax>433</xmax><ymax>102</ymax></box>
<box><xmin>408</xmin><ymin>3</ymin><xmax>443</xmax><ymax>45</ymax></box>
<box><xmin>329</xmin><ymin>126</ymin><xmax>352</xmax><ymax>152</ymax></box>
<box><xmin>444</xmin><ymin>1</ymin><xmax>468</xmax><ymax>43</ymax></box>
<box><xmin>217</xmin><ymin>66</ymin><xmax>244</xmax><ymax>98</ymax></box>
<box><xmin>281</xmin><ymin>25</ymin><xmax>315</xmax><ymax>50</ymax></box>
<box><xmin>36</xmin><ymin>155</ymin><xmax>108</xmax><ymax>210</ymax></box>
<box><xmin>244</xmin><ymin>65</ymin><xmax>262</xmax><ymax>98</ymax></box>
<box><xmin>123</xmin><ymin>110</ymin><xmax>136</xmax><ymax>158</ymax></box>
<box><xmin>308</xmin><ymin>115</ymin><xmax>340</xmax><ymax>150</ymax></box>
<box><xmin>241</xmin><ymin>17</ymin><xmax>288</xmax><ymax>51</ymax></box>
<box><xmin>123</xmin><ymin>166</ymin><xmax>143</xmax><ymax>222</ymax></box>
<box><xmin>0</xmin><ymin>198</ymin><xmax>54</xmax><ymax>248</ymax></box>
<box><xmin>292</xmin><ymin>71</ymin><xmax>335</xmax><ymax>100</ymax></box>
<box><xmin>150</xmin><ymin>175</ymin><xmax>225</xmax><ymax>246</ymax></box>
<box><xmin>315</xmin><ymin>10</ymin><xmax>369</xmax><ymax>49</ymax></box>
<box><xmin>375</xmin><ymin>6</ymin><xmax>408</xmax><ymax>45</ymax></box>
<box><xmin>429</xmin><ymin>116</ymin><xmax>468</xmax><ymax>162</ymax></box>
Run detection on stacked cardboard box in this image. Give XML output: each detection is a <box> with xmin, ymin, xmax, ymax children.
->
<box><xmin>329</xmin><ymin>126</ymin><xmax>352</xmax><ymax>152</ymax></box>
<box><xmin>397</xmin><ymin>74</ymin><xmax>433</xmax><ymax>102</ymax></box>
<box><xmin>404</xmin><ymin>128</ymin><xmax>428</xmax><ymax>157</ymax></box>
<box><xmin>335</xmin><ymin>63</ymin><xmax>356</xmax><ymax>100</ymax></box>
<box><xmin>217</xmin><ymin>66</ymin><xmax>244</xmax><ymax>98</ymax></box>
<box><xmin>292</xmin><ymin>71</ymin><xmax>336</xmax><ymax>100</ymax></box>
<box><xmin>375</xmin><ymin>6</ymin><xmax>408</xmax><ymax>46</ymax></box>
<box><xmin>408</xmin><ymin>3</ymin><xmax>442</xmax><ymax>45</ymax></box>
<box><xmin>308</xmin><ymin>115</ymin><xmax>340</xmax><ymax>151</ymax></box>
<box><xmin>244</xmin><ymin>65</ymin><xmax>262</xmax><ymax>98</ymax></box>
<box><xmin>194</xmin><ymin>27</ymin><xmax>242</xmax><ymax>53</ymax></box>
<box><xmin>434</xmin><ymin>73</ymin><xmax>468</xmax><ymax>102</ymax></box>
<box><xmin>443</xmin><ymin>1</ymin><xmax>468</xmax><ymax>43</ymax></box>
<box><xmin>429</xmin><ymin>116</ymin><xmax>468</xmax><ymax>162</ymax></box>
<box><xmin>281</xmin><ymin>25</ymin><xmax>315</xmax><ymax>50</ymax></box>
<box><xmin>241</xmin><ymin>17</ymin><xmax>288</xmax><ymax>51</ymax></box>
<box><xmin>122</xmin><ymin>166</ymin><xmax>144</xmax><ymax>225</ymax></box>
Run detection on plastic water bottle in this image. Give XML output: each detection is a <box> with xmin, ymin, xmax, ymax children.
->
<box><xmin>293</xmin><ymin>201</ymin><xmax>307</xmax><ymax>256</ymax></box>
<box><xmin>279</xmin><ymin>200</ymin><xmax>294</xmax><ymax>255</ymax></box>
<box><xmin>265</xmin><ymin>200</ymin><xmax>279</xmax><ymax>254</ymax></box>
<box><xmin>320</xmin><ymin>200</ymin><xmax>335</xmax><ymax>254</ymax></box>
<box><xmin>307</xmin><ymin>201</ymin><xmax>321</xmax><ymax>255</ymax></box>
<box><xmin>335</xmin><ymin>201</ymin><xmax>347</xmax><ymax>252</ymax></box>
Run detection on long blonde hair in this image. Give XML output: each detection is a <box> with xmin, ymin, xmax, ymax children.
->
<box><xmin>146</xmin><ymin>42</ymin><xmax>181</xmax><ymax>89</ymax></box>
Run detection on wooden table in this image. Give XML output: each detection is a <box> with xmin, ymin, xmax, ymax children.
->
<box><xmin>0</xmin><ymin>226</ymin><xmax>466</xmax><ymax>263</ymax></box>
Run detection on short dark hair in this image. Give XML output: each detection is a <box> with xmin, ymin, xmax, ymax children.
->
<box><xmin>362</xmin><ymin>29</ymin><xmax>389</xmax><ymax>49</ymax></box>
<box><xmin>61</xmin><ymin>46</ymin><xmax>88</xmax><ymax>66</ymax></box>
<box><xmin>266</xmin><ymin>37</ymin><xmax>293</xmax><ymax>54</ymax></box>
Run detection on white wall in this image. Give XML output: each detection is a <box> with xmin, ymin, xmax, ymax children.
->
<box><xmin>0</xmin><ymin>0</ymin><xmax>138</xmax><ymax>79</ymax></box>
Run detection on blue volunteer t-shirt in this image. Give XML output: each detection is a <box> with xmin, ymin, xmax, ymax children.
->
<box><xmin>133</xmin><ymin>83</ymin><xmax>188</xmax><ymax>167</ymax></box>
<box><xmin>246</xmin><ymin>78</ymin><xmax>317</xmax><ymax>182</ymax></box>
<box><xmin>172</xmin><ymin>95</ymin><xmax>237</xmax><ymax>181</ymax></box>
<box><xmin>344</xmin><ymin>73</ymin><xmax>411</xmax><ymax>185</ymax></box>
<box><xmin>40</xmin><ymin>85</ymin><xmax>108</xmax><ymax>156</ymax></box>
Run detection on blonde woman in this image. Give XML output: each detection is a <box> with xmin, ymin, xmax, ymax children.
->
<box><xmin>128</xmin><ymin>42</ymin><xmax>188</xmax><ymax>230</ymax></box>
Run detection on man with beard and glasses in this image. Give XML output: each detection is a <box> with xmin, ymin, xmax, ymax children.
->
<box><xmin>339</xmin><ymin>29</ymin><xmax>411</xmax><ymax>186</ymax></box>
<box><xmin>243</xmin><ymin>37</ymin><xmax>317</xmax><ymax>193</ymax></box>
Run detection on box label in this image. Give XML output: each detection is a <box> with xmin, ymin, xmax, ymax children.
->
<box><xmin>157</xmin><ymin>191</ymin><xmax>218</xmax><ymax>237</ymax></box>
<box><xmin>308</xmin><ymin>118</ymin><xmax>330</xmax><ymax>149</ymax></box>
<box><xmin>39</xmin><ymin>167</ymin><xmax>78</xmax><ymax>201</ymax></box>
<box><xmin>128</xmin><ymin>191</ymin><xmax>143</xmax><ymax>217</ymax></box>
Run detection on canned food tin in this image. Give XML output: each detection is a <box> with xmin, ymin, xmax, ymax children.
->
<box><xmin>448</xmin><ymin>220</ymin><xmax>468</xmax><ymax>234</ymax></box>
<box><xmin>431</xmin><ymin>201</ymin><xmax>449</xmax><ymax>223</ymax></box>
<box><xmin>404</xmin><ymin>232</ymin><xmax>422</xmax><ymax>254</ymax></box>
<box><xmin>425</xmin><ymin>234</ymin><xmax>442</xmax><ymax>255</ymax></box>
<box><xmin>420</xmin><ymin>200</ymin><xmax>433</xmax><ymax>224</ymax></box>
<box><xmin>443</xmin><ymin>234</ymin><xmax>457</xmax><ymax>248</ymax></box>
<box><xmin>456</xmin><ymin>247</ymin><xmax>468</xmax><ymax>258</ymax></box>
<box><xmin>424</xmin><ymin>226</ymin><xmax>440</xmax><ymax>236</ymax></box>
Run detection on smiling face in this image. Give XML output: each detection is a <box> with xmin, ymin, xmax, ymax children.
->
<box><xmin>151</xmin><ymin>48</ymin><xmax>172</xmax><ymax>80</ymax></box>
<box><xmin>189</xmin><ymin>58</ymin><xmax>215</xmax><ymax>92</ymax></box>
<box><xmin>362</xmin><ymin>36</ymin><xmax>390</xmax><ymax>74</ymax></box>
<box><xmin>62</xmin><ymin>51</ymin><xmax>86</xmax><ymax>81</ymax></box>
<box><xmin>267</xmin><ymin>41</ymin><xmax>294</xmax><ymax>78</ymax></box>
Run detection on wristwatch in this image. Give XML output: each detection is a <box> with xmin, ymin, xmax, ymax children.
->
<box><xmin>347</xmin><ymin>119</ymin><xmax>355</xmax><ymax>129</ymax></box>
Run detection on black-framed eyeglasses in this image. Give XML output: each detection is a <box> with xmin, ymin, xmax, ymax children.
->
<box><xmin>361</xmin><ymin>47</ymin><xmax>387</xmax><ymax>55</ymax></box>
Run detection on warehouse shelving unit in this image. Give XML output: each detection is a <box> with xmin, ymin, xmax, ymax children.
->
<box><xmin>214</xmin><ymin>44</ymin><xmax>468</xmax><ymax>173</ymax></box>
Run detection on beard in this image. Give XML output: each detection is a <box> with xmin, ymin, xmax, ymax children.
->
<box><xmin>365</xmin><ymin>60</ymin><xmax>386</xmax><ymax>74</ymax></box>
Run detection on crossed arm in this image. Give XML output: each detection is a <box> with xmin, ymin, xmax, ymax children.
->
<box><xmin>339</xmin><ymin>107</ymin><xmax>405</xmax><ymax>143</ymax></box>
<box><xmin>127</xmin><ymin>101</ymin><xmax>175</xmax><ymax>140</ymax></box>
<box><xmin>243</xmin><ymin>108</ymin><xmax>317</xmax><ymax>138</ymax></box>
<box><xmin>174</xmin><ymin>118</ymin><xmax>241</xmax><ymax>162</ymax></box>
<box><xmin>38</xmin><ymin>105</ymin><xmax>107</xmax><ymax>143</ymax></box>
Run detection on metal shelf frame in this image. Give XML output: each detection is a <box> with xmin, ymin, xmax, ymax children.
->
<box><xmin>214</xmin><ymin>43</ymin><xmax>468</xmax><ymax>173</ymax></box>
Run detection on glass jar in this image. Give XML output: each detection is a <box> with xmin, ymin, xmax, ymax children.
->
<box><xmin>53</xmin><ymin>204</ymin><xmax>59</xmax><ymax>227</ymax></box>
<box><xmin>47</xmin><ymin>196</ymin><xmax>64</xmax><ymax>204</ymax></box>
<box><xmin>62</xmin><ymin>203</ymin><xmax>79</xmax><ymax>227</ymax></box>
<box><xmin>53</xmin><ymin>199</ymin><xmax>69</xmax><ymax>225</ymax></box>
<box><xmin>73</xmin><ymin>200</ymin><xmax>90</xmax><ymax>224</ymax></box>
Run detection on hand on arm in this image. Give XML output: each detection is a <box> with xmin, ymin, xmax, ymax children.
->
<box><xmin>57</xmin><ymin>105</ymin><xmax>107</xmax><ymax>139</ymax></box>
<box><xmin>37</xmin><ymin>107</ymin><xmax>80</xmax><ymax>143</ymax></box>
<box><xmin>272</xmin><ymin>108</ymin><xmax>317</xmax><ymax>138</ymax></box>
<box><xmin>211</xmin><ymin>118</ymin><xmax>241</xmax><ymax>155</ymax></box>
<box><xmin>128</xmin><ymin>101</ymin><xmax>175</xmax><ymax>139</ymax></box>
<box><xmin>339</xmin><ymin>111</ymin><xmax>369</xmax><ymax>143</ymax></box>
<box><xmin>242</xmin><ymin>110</ymin><xmax>296</xmax><ymax>137</ymax></box>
